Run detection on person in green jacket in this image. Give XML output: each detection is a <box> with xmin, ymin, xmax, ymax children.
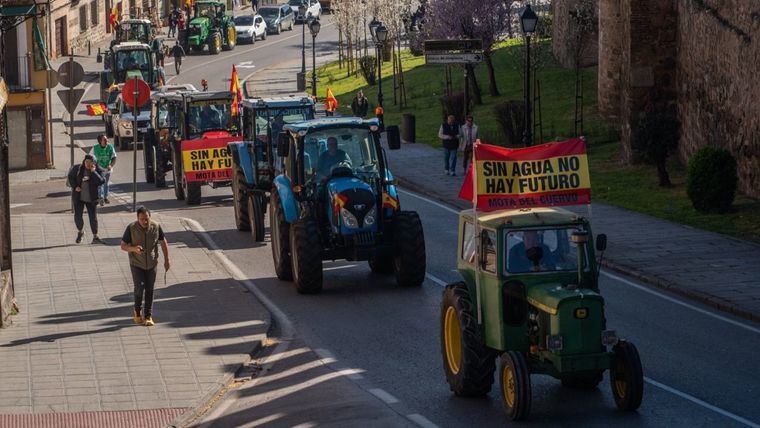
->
<box><xmin>90</xmin><ymin>135</ymin><xmax>117</xmax><ymax>206</ymax></box>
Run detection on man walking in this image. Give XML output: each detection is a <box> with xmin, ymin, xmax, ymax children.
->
<box><xmin>170</xmin><ymin>41</ymin><xmax>185</xmax><ymax>75</ymax></box>
<box><xmin>350</xmin><ymin>90</ymin><xmax>369</xmax><ymax>118</ymax></box>
<box><xmin>68</xmin><ymin>154</ymin><xmax>105</xmax><ymax>243</ymax></box>
<box><xmin>438</xmin><ymin>115</ymin><xmax>460</xmax><ymax>176</ymax></box>
<box><xmin>120</xmin><ymin>206</ymin><xmax>171</xmax><ymax>327</ymax></box>
<box><xmin>459</xmin><ymin>115</ymin><xmax>478</xmax><ymax>174</ymax></box>
<box><xmin>168</xmin><ymin>7</ymin><xmax>178</xmax><ymax>38</ymax></box>
<box><xmin>90</xmin><ymin>134</ymin><xmax>117</xmax><ymax>206</ymax></box>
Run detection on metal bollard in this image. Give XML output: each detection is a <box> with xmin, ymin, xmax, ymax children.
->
<box><xmin>88</xmin><ymin>41</ymin><xmax>91</xmax><ymax>56</ymax></box>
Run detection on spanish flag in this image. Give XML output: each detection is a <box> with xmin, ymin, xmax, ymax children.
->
<box><xmin>230</xmin><ymin>64</ymin><xmax>242</xmax><ymax>116</ymax></box>
<box><xmin>325</xmin><ymin>85</ymin><xmax>338</xmax><ymax>113</ymax></box>
<box><xmin>382</xmin><ymin>192</ymin><xmax>399</xmax><ymax>211</ymax></box>
<box><xmin>109</xmin><ymin>7</ymin><xmax>118</xmax><ymax>32</ymax></box>
<box><xmin>86</xmin><ymin>103</ymin><xmax>107</xmax><ymax>116</ymax></box>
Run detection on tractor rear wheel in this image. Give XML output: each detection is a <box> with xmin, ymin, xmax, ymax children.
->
<box><xmin>441</xmin><ymin>282</ymin><xmax>496</xmax><ymax>397</ymax></box>
<box><xmin>232</xmin><ymin>164</ymin><xmax>250</xmax><ymax>231</ymax></box>
<box><xmin>290</xmin><ymin>219</ymin><xmax>323</xmax><ymax>294</ymax></box>
<box><xmin>610</xmin><ymin>341</ymin><xmax>643</xmax><ymax>411</ymax></box>
<box><xmin>368</xmin><ymin>254</ymin><xmax>394</xmax><ymax>274</ymax></box>
<box><xmin>500</xmin><ymin>351</ymin><xmax>532</xmax><ymax>421</ymax></box>
<box><xmin>154</xmin><ymin>147</ymin><xmax>166</xmax><ymax>188</ymax></box>
<box><xmin>223</xmin><ymin>26</ymin><xmax>236</xmax><ymax>51</ymax></box>
<box><xmin>185</xmin><ymin>181</ymin><xmax>202</xmax><ymax>205</ymax></box>
<box><xmin>172</xmin><ymin>148</ymin><xmax>185</xmax><ymax>200</ymax></box>
<box><xmin>392</xmin><ymin>211</ymin><xmax>426</xmax><ymax>287</ymax></box>
<box><xmin>561</xmin><ymin>371</ymin><xmax>604</xmax><ymax>389</ymax></box>
<box><xmin>247</xmin><ymin>193</ymin><xmax>266</xmax><ymax>242</ymax></box>
<box><xmin>270</xmin><ymin>191</ymin><xmax>292</xmax><ymax>280</ymax></box>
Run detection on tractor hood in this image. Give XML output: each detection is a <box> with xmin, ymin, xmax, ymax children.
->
<box><xmin>526</xmin><ymin>283</ymin><xmax>603</xmax><ymax>316</ymax></box>
<box><xmin>326</xmin><ymin>177</ymin><xmax>378</xmax><ymax>232</ymax></box>
<box><xmin>189</xmin><ymin>16</ymin><xmax>211</xmax><ymax>27</ymax></box>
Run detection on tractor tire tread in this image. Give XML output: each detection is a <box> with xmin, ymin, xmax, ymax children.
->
<box><xmin>290</xmin><ymin>219</ymin><xmax>323</xmax><ymax>294</ymax></box>
<box><xmin>393</xmin><ymin>211</ymin><xmax>426</xmax><ymax>287</ymax></box>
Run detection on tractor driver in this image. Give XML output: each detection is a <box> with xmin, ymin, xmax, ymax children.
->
<box><xmin>198</xmin><ymin>105</ymin><xmax>223</xmax><ymax>130</ymax></box>
<box><xmin>508</xmin><ymin>231</ymin><xmax>556</xmax><ymax>273</ymax></box>
<box><xmin>318</xmin><ymin>137</ymin><xmax>351</xmax><ymax>177</ymax></box>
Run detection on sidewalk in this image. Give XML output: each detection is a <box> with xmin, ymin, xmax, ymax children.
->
<box><xmin>383</xmin><ymin>142</ymin><xmax>760</xmax><ymax>322</ymax></box>
<box><xmin>0</xmin><ymin>213</ymin><xmax>268</xmax><ymax>427</ymax></box>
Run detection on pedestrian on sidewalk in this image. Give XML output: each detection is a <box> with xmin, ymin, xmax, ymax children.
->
<box><xmin>67</xmin><ymin>154</ymin><xmax>105</xmax><ymax>244</ymax></box>
<box><xmin>120</xmin><ymin>206</ymin><xmax>171</xmax><ymax>327</ymax></box>
<box><xmin>177</xmin><ymin>11</ymin><xmax>186</xmax><ymax>31</ymax></box>
<box><xmin>438</xmin><ymin>115</ymin><xmax>460</xmax><ymax>176</ymax></box>
<box><xmin>458</xmin><ymin>115</ymin><xmax>478</xmax><ymax>174</ymax></box>
<box><xmin>252</xmin><ymin>0</ymin><xmax>259</xmax><ymax>12</ymax></box>
<box><xmin>90</xmin><ymin>134</ymin><xmax>117</xmax><ymax>206</ymax></box>
<box><xmin>350</xmin><ymin>90</ymin><xmax>369</xmax><ymax>118</ymax></box>
<box><xmin>170</xmin><ymin>41</ymin><xmax>185</xmax><ymax>75</ymax></box>
<box><xmin>168</xmin><ymin>7</ymin><xmax>178</xmax><ymax>38</ymax></box>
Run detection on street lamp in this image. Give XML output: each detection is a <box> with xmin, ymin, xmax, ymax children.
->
<box><xmin>368</xmin><ymin>17</ymin><xmax>380</xmax><ymax>40</ymax></box>
<box><xmin>520</xmin><ymin>4</ymin><xmax>538</xmax><ymax>147</ymax></box>
<box><xmin>299</xmin><ymin>4</ymin><xmax>307</xmax><ymax>74</ymax></box>
<box><xmin>309</xmin><ymin>18</ymin><xmax>321</xmax><ymax>98</ymax></box>
<box><xmin>374</xmin><ymin>24</ymin><xmax>388</xmax><ymax>108</ymax></box>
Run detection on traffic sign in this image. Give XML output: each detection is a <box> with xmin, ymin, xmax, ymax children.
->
<box><xmin>424</xmin><ymin>39</ymin><xmax>483</xmax><ymax>53</ymax></box>
<box><xmin>45</xmin><ymin>70</ymin><xmax>59</xmax><ymax>89</ymax></box>
<box><xmin>122</xmin><ymin>78</ymin><xmax>151</xmax><ymax>107</ymax></box>
<box><xmin>57</xmin><ymin>89</ymin><xmax>86</xmax><ymax>114</ymax></box>
<box><xmin>56</xmin><ymin>61</ymin><xmax>84</xmax><ymax>88</ymax></box>
<box><xmin>425</xmin><ymin>52</ymin><xmax>484</xmax><ymax>65</ymax></box>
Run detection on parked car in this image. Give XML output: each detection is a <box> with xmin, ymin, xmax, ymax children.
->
<box><xmin>288</xmin><ymin>0</ymin><xmax>321</xmax><ymax>22</ymax></box>
<box><xmin>234</xmin><ymin>14</ymin><xmax>267</xmax><ymax>43</ymax></box>
<box><xmin>259</xmin><ymin>5</ymin><xmax>295</xmax><ymax>34</ymax></box>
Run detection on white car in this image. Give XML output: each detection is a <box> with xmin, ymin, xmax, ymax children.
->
<box><xmin>288</xmin><ymin>0</ymin><xmax>321</xmax><ymax>22</ymax></box>
<box><xmin>234</xmin><ymin>14</ymin><xmax>267</xmax><ymax>44</ymax></box>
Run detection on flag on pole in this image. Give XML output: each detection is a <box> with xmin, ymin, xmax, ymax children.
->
<box><xmin>325</xmin><ymin>85</ymin><xmax>338</xmax><ymax>114</ymax></box>
<box><xmin>86</xmin><ymin>103</ymin><xmax>108</xmax><ymax>116</ymax></box>
<box><xmin>109</xmin><ymin>7</ymin><xmax>119</xmax><ymax>32</ymax></box>
<box><xmin>229</xmin><ymin>64</ymin><xmax>243</xmax><ymax>116</ymax></box>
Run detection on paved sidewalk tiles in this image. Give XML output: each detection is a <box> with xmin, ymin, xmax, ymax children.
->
<box><xmin>1</xmin><ymin>213</ymin><xmax>268</xmax><ymax>424</ymax></box>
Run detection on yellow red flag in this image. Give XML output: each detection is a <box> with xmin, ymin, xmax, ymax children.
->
<box><xmin>86</xmin><ymin>103</ymin><xmax>107</xmax><ymax>116</ymax></box>
<box><xmin>325</xmin><ymin>85</ymin><xmax>338</xmax><ymax>113</ymax></box>
<box><xmin>230</xmin><ymin>64</ymin><xmax>242</xmax><ymax>116</ymax></box>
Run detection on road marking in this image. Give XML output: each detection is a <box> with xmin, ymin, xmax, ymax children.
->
<box><xmin>323</xmin><ymin>264</ymin><xmax>356</xmax><ymax>271</ymax></box>
<box><xmin>425</xmin><ymin>273</ymin><xmax>447</xmax><ymax>287</ymax></box>
<box><xmin>314</xmin><ymin>348</ymin><xmax>336</xmax><ymax>363</ymax></box>
<box><xmin>406</xmin><ymin>413</ymin><xmax>440</xmax><ymax>428</ymax></box>
<box><xmin>237</xmin><ymin>61</ymin><xmax>256</xmax><ymax>69</ymax></box>
<box><xmin>398</xmin><ymin>188</ymin><xmax>459</xmax><ymax>215</ymax></box>
<box><xmin>9</xmin><ymin>203</ymin><xmax>31</xmax><ymax>209</ymax></box>
<box><xmin>602</xmin><ymin>270</ymin><xmax>760</xmax><ymax>335</ymax></box>
<box><xmin>645</xmin><ymin>377</ymin><xmax>760</xmax><ymax>428</ymax></box>
<box><xmin>368</xmin><ymin>388</ymin><xmax>400</xmax><ymax>404</ymax></box>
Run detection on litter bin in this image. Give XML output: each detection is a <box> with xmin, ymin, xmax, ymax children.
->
<box><xmin>297</xmin><ymin>72</ymin><xmax>306</xmax><ymax>92</ymax></box>
<box><xmin>401</xmin><ymin>113</ymin><xmax>416</xmax><ymax>143</ymax></box>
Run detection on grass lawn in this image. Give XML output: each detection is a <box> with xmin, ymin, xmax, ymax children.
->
<box><xmin>316</xmin><ymin>40</ymin><xmax>760</xmax><ymax>242</ymax></box>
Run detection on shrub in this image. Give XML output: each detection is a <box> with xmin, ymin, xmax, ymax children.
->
<box><xmin>493</xmin><ymin>100</ymin><xmax>526</xmax><ymax>147</ymax></box>
<box><xmin>359</xmin><ymin>55</ymin><xmax>377</xmax><ymax>86</ymax></box>
<box><xmin>686</xmin><ymin>147</ymin><xmax>737</xmax><ymax>213</ymax></box>
<box><xmin>439</xmin><ymin>92</ymin><xmax>467</xmax><ymax>124</ymax></box>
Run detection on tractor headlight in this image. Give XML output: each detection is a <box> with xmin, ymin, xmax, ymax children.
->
<box><xmin>363</xmin><ymin>210</ymin><xmax>376</xmax><ymax>226</ymax></box>
<box><xmin>340</xmin><ymin>208</ymin><xmax>359</xmax><ymax>228</ymax></box>
<box><xmin>119</xmin><ymin>120</ymin><xmax>132</xmax><ymax>129</ymax></box>
<box><xmin>546</xmin><ymin>334</ymin><xmax>563</xmax><ymax>351</ymax></box>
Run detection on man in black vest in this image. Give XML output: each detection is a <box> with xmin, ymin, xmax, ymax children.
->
<box><xmin>120</xmin><ymin>206</ymin><xmax>171</xmax><ymax>326</ymax></box>
<box><xmin>438</xmin><ymin>115</ymin><xmax>460</xmax><ymax>176</ymax></box>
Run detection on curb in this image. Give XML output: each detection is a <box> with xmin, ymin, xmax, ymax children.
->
<box><xmin>393</xmin><ymin>171</ymin><xmax>760</xmax><ymax>324</ymax></box>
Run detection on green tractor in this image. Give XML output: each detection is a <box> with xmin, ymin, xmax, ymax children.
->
<box><xmin>97</xmin><ymin>42</ymin><xmax>164</xmax><ymax>103</ymax></box>
<box><xmin>441</xmin><ymin>207</ymin><xmax>643</xmax><ymax>420</ymax></box>
<box><xmin>180</xmin><ymin>0</ymin><xmax>236</xmax><ymax>55</ymax></box>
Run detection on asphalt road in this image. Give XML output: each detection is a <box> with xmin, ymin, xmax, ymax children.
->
<box><xmin>13</xmin><ymin>13</ymin><xmax>760</xmax><ymax>427</ymax></box>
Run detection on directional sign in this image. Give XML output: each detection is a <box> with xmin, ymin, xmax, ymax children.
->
<box><xmin>57</xmin><ymin>61</ymin><xmax>84</xmax><ymax>88</ymax></box>
<box><xmin>57</xmin><ymin>89</ymin><xmax>86</xmax><ymax>114</ymax></box>
<box><xmin>122</xmin><ymin>78</ymin><xmax>151</xmax><ymax>108</ymax></box>
<box><xmin>425</xmin><ymin>52</ymin><xmax>484</xmax><ymax>65</ymax></box>
<box><xmin>424</xmin><ymin>39</ymin><xmax>483</xmax><ymax>53</ymax></box>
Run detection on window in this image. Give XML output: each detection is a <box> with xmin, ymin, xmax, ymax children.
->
<box><xmin>79</xmin><ymin>5</ymin><xmax>88</xmax><ymax>32</ymax></box>
<box><xmin>482</xmin><ymin>230</ymin><xmax>497</xmax><ymax>273</ymax></box>
<box><xmin>461</xmin><ymin>221</ymin><xmax>477</xmax><ymax>264</ymax></box>
<box><xmin>91</xmin><ymin>1</ymin><xmax>99</xmax><ymax>27</ymax></box>
<box><xmin>505</xmin><ymin>228</ymin><xmax>587</xmax><ymax>274</ymax></box>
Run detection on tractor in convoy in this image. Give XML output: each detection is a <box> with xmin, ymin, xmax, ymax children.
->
<box><xmin>179</xmin><ymin>0</ymin><xmax>236</xmax><ymax>55</ymax></box>
<box><xmin>228</xmin><ymin>96</ymin><xmax>316</xmax><ymax>241</ymax></box>
<box><xmin>143</xmin><ymin>90</ymin><xmax>241</xmax><ymax>204</ymax></box>
<box><xmin>268</xmin><ymin>118</ymin><xmax>426</xmax><ymax>294</ymax></box>
<box><xmin>97</xmin><ymin>41</ymin><xmax>163</xmax><ymax>103</ymax></box>
<box><xmin>441</xmin><ymin>207</ymin><xmax>643</xmax><ymax>420</ymax></box>
<box><xmin>111</xmin><ymin>18</ymin><xmax>156</xmax><ymax>47</ymax></box>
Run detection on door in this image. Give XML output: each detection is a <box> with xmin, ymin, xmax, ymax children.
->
<box><xmin>105</xmin><ymin>0</ymin><xmax>112</xmax><ymax>33</ymax></box>
<box><xmin>28</xmin><ymin>107</ymin><xmax>47</xmax><ymax>168</ymax></box>
<box><xmin>55</xmin><ymin>17</ymin><xmax>68</xmax><ymax>57</ymax></box>
<box><xmin>7</xmin><ymin>109</ymin><xmax>28</xmax><ymax>169</ymax></box>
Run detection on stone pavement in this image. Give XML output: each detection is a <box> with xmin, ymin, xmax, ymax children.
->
<box><xmin>383</xmin><ymin>142</ymin><xmax>760</xmax><ymax>322</ymax></box>
<box><xmin>0</xmin><ymin>213</ymin><xmax>268</xmax><ymax>427</ymax></box>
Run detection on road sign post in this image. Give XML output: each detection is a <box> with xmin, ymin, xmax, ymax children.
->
<box><xmin>122</xmin><ymin>77</ymin><xmax>151</xmax><ymax>212</ymax></box>
<box><xmin>424</xmin><ymin>39</ymin><xmax>484</xmax><ymax>118</ymax></box>
<box><xmin>57</xmin><ymin>58</ymin><xmax>84</xmax><ymax>168</ymax></box>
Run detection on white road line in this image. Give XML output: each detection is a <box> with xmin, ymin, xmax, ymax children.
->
<box><xmin>314</xmin><ymin>348</ymin><xmax>336</xmax><ymax>362</ymax></box>
<box><xmin>425</xmin><ymin>273</ymin><xmax>448</xmax><ymax>287</ymax></box>
<box><xmin>602</xmin><ymin>270</ymin><xmax>760</xmax><ymax>335</ymax></box>
<box><xmin>323</xmin><ymin>264</ymin><xmax>356</xmax><ymax>271</ymax></box>
<box><xmin>406</xmin><ymin>413</ymin><xmax>440</xmax><ymax>428</ymax></box>
<box><xmin>368</xmin><ymin>388</ymin><xmax>400</xmax><ymax>404</ymax></box>
<box><xmin>398</xmin><ymin>188</ymin><xmax>459</xmax><ymax>215</ymax></box>
<box><xmin>9</xmin><ymin>203</ymin><xmax>31</xmax><ymax>209</ymax></box>
<box><xmin>645</xmin><ymin>377</ymin><xmax>760</xmax><ymax>428</ymax></box>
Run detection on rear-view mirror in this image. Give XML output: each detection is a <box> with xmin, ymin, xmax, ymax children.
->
<box><xmin>277</xmin><ymin>132</ymin><xmax>290</xmax><ymax>157</ymax></box>
<box><xmin>386</xmin><ymin>125</ymin><xmax>401</xmax><ymax>150</ymax></box>
<box><xmin>596</xmin><ymin>234</ymin><xmax>607</xmax><ymax>252</ymax></box>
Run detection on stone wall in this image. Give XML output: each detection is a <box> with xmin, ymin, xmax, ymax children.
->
<box><xmin>597</xmin><ymin>0</ymin><xmax>623</xmax><ymax>119</ymax></box>
<box><xmin>677</xmin><ymin>0</ymin><xmax>760</xmax><ymax>198</ymax></box>
<box><xmin>552</xmin><ymin>0</ymin><xmax>599</xmax><ymax>69</ymax></box>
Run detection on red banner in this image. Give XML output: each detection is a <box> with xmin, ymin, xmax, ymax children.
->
<box><xmin>181</xmin><ymin>136</ymin><xmax>241</xmax><ymax>182</ymax></box>
<box><xmin>459</xmin><ymin>138</ymin><xmax>591</xmax><ymax>211</ymax></box>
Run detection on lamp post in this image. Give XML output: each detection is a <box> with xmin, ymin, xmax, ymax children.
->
<box><xmin>299</xmin><ymin>4</ymin><xmax>307</xmax><ymax>74</ymax></box>
<box><xmin>309</xmin><ymin>18</ymin><xmax>321</xmax><ymax>98</ymax></box>
<box><xmin>520</xmin><ymin>4</ymin><xmax>538</xmax><ymax>147</ymax></box>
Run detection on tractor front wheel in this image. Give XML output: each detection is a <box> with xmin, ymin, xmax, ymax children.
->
<box><xmin>290</xmin><ymin>219</ymin><xmax>323</xmax><ymax>294</ymax></box>
<box><xmin>610</xmin><ymin>341</ymin><xmax>643</xmax><ymax>411</ymax></box>
<box><xmin>392</xmin><ymin>211</ymin><xmax>426</xmax><ymax>287</ymax></box>
<box><xmin>441</xmin><ymin>282</ymin><xmax>496</xmax><ymax>397</ymax></box>
<box><xmin>223</xmin><ymin>26</ymin><xmax>236</xmax><ymax>51</ymax></box>
<box><xmin>247</xmin><ymin>193</ymin><xmax>266</xmax><ymax>242</ymax></box>
<box><xmin>232</xmin><ymin>164</ymin><xmax>250</xmax><ymax>231</ymax></box>
<box><xmin>172</xmin><ymin>148</ymin><xmax>185</xmax><ymax>200</ymax></box>
<box><xmin>500</xmin><ymin>351</ymin><xmax>532</xmax><ymax>421</ymax></box>
<box><xmin>185</xmin><ymin>181</ymin><xmax>202</xmax><ymax>205</ymax></box>
<box><xmin>143</xmin><ymin>137</ymin><xmax>155</xmax><ymax>183</ymax></box>
<box><xmin>270</xmin><ymin>192</ymin><xmax>292</xmax><ymax>280</ymax></box>
<box><xmin>209</xmin><ymin>33</ymin><xmax>222</xmax><ymax>55</ymax></box>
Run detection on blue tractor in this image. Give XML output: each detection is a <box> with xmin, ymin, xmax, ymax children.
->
<box><xmin>270</xmin><ymin>118</ymin><xmax>426</xmax><ymax>294</ymax></box>
<box><xmin>228</xmin><ymin>96</ymin><xmax>316</xmax><ymax>241</ymax></box>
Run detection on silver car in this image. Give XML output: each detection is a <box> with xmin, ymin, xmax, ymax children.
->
<box><xmin>259</xmin><ymin>5</ymin><xmax>295</xmax><ymax>34</ymax></box>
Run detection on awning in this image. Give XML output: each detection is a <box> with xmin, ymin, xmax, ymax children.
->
<box><xmin>0</xmin><ymin>5</ymin><xmax>37</xmax><ymax>17</ymax></box>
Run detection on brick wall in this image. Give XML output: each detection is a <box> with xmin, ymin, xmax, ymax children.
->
<box><xmin>676</xmin><ymin>0</ymin><xmax>760</xmax><ymax>198</ymax></box>
<box><xmin>552</xmin><ymin>0</ymin><xmax>599</xmax><ymax>69</ymax></box>
<box><xmin>597</xmin><ymin>0</ymin><xmax>623</xmax><ymax>119</ymax></box>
